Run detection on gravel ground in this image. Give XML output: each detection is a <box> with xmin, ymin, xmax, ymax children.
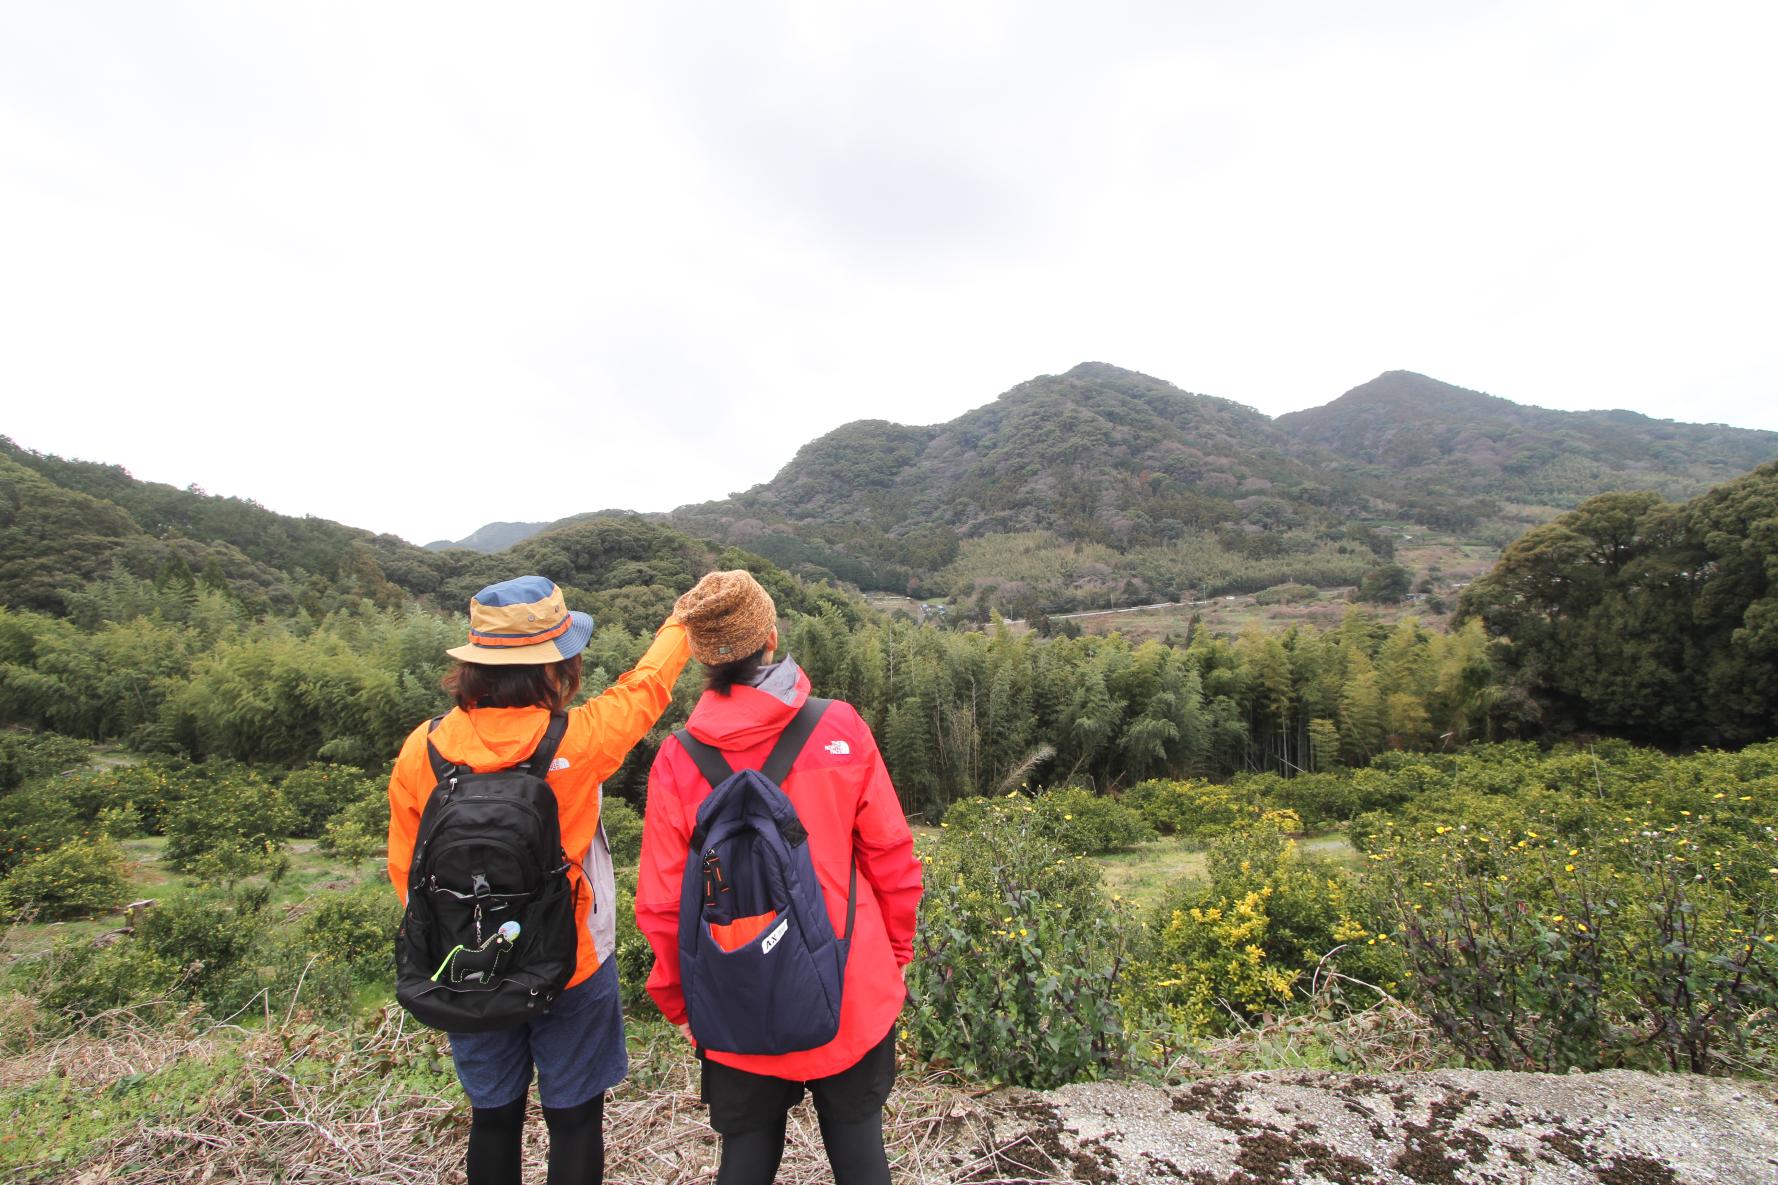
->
<box><xmin>967</xmin><ymin>1069</ymin><xmax>1778</xmax><ymax>1185</ymax></box>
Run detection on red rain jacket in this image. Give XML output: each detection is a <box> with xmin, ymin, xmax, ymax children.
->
<box><xmin>636</xmin><ymin>663</ymin><xmax>923</xmax><ymax>1080</ymax></box>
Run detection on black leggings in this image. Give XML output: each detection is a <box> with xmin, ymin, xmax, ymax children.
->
<box><xmin>466</xmin><ymin>1092</ymin><xmax>606</xmax><ymax>1185</ymax></box>
<box><xmin>714</xmin><ymin>1107</ymin><xmax>890</xmax><ymax>1185</ymax></box>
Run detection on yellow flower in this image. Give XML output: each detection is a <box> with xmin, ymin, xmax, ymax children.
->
<box><xmin>1565</xmin><ymin>864</ymin><xmax>1576</xmax><ymax>873</ymax></box>
<box><xmin>1576</xmin><ymin>923</ymin><xmax>1589</xmax><ymax>933</ymax></box>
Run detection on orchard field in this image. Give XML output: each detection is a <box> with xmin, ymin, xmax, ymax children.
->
<box><xmin>2</xmin><ymin>729</ymin><xmax>1775</xmax><ymax>1180</ymax></box>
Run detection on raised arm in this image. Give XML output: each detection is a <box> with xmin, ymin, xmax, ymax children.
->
<box><xmin>573</xmin><ymin>617</ymin><xmax>692</xmax><ymax>784</ymax></box>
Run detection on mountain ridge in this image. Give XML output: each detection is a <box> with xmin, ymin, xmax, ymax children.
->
<box><xmin>431</xmin><ymin>365</ymin><xmax>1777</xmax><ymax>567</ymax></box>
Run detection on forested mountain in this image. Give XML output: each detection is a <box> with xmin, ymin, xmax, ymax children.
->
<box><xmin>1275</xmin><ymin>370</ymin><xmax>1778</xmax><ymax>509</ymax></box>
<box><xmin>661</xmin><ymin>363</ymin><xmax>1778</xmax><ymax>609</ymax></box>
<box><xmin>0</xmin><ymin>436</ymin><xmax>806</xmax><ymax>632</ymax></box>
<box><xmin>668</xmin><ymin>363</ymin><xmax>1410</xmax><ymax>600</ymax></box>
<box><xmin>429</xmin><ymin>366</ymin><xmax>1777</xmax><ymax>611</ymax></box>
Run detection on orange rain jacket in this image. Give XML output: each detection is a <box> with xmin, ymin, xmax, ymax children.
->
<box><xmin>387</xmin><ymin>619</ymin><xmax>690</xmax><ymax>988</ymax></box>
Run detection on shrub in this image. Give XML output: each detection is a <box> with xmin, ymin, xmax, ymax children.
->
<box><xmin>0</xmin><ymin>731</ymin><xmax>91</xmax><ymax>792</ymax></box>
<box><xmin>30</xmin><ymin>884</ymin><xmax>275</xmax><ymax>1019</ymax></box>
<box><xmin>932</xmin><ymin>785</ymin><xmax>1153</xmax><ymax>855</ymax></box>
<box><xmin>317</xmin><ymin>787</ymin><xmax>387</xmax><ymax>868</ymax></box>
<box><xmin>601</xmin><ymin>797</ymin><xmax>644</xmax><ymax>865</ymax></box>
<box><xmin>298</xmin><ymin>881</ymin><xmax>402</xmax><ymax>985</ymax></box>
<box><xmin>907</xmin><ymin>795</ymin><xmax>1136</xmax><ymax>1088</ymax></box>
<box><xmin>280</xmin><ymin>762</ymin><xmax>379</xmax><ymax>838</ymax></box>
<box><xmin>1235</xmin><ymin>768</ymin><xmax>1416</xmax><ymax>829</ymax></box>
<box><xmin>1123</xmin><ymin>778</ymin><xmax>1268</xmax><ymax>838</ymax></box>
<box><xmin>611</xmin><ymin>864</ymin><xmax>654</xmax><ymax>1007</ymax></box>
<box><xmin>1029</xmin><ymin>786</ymin><xmax>1154</xmax><ymax>854</ymax></box>
<box><xmin>1381</xmin><ymin>812</ymin><xmax>1778</xmax><ymax>1073</ymax></box>
<box><xmin>0</xmin><ymin>781</ymin><xmax>83</xmax><ymax>874</ymax></box>
<box><xmin>0</xmin><ymin>836</ymin><xmax>129</xmax><ymax>920</ymax></box>
<box><xmin>1127</xmin><ymin>815</ymin><xmax>1397</xmax><ymax>1040</ymax></box>
<box><xmin>161</xmin><ymin>765</ymin><xmax>297</xmax><ymax>884</ymax></box>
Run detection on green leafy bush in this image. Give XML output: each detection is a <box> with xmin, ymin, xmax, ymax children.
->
<box><xmin>0</xmin><ymin>731</ymin><xmax>90</xmax><ymax>792</ymax></box>
<box><xmin>1033</xmin><ymin>786</ymin><xmax>1154</xmax><ymax>853</ymax></box>
<box><xmin>907</xmin><ymin>795</ymin><xmax>1136</xmax><ymax>1088</ymax></box>
<box><xmin>161</xmin><ymin>765</ymin><xmax>297</xmax><ymax>884</ymax></box>
<box><xmin>611</xmin><ymin>864</ymin><xmax>654</xmax><ymax>1006</ymax></box>
<box><xmin>298</xmin><ymin>881</ymin><xmax>402</xmax><ymax>984</ymax></box>
<box><xmin>0</xmin><ymin>836</ymin><xmax>129</xmax><ymax>920</ymax></box>
<box><xmin>948</xmin><ymin>788</ymin><xmax>1154</xmax><ymax>855</ymax></box>
<box><xmin>1127</xmin><ymin>815</ymin><xmax>1396</xmax><ymax>1039</ymax></box>
<box><xmin>1382</xmin><ymin>813</ymin><xmax>1778</xmax><ymax>1074</ymax></box>
<box><xmin>317</xmin><ymin>789</ymin><xmax>387</xmax><ymax>868</ymax></box>
<box><xmin>1124</xmin><ymin>778</ymin><xmax>1269</xmax><ymax>837</ymax></box>
<box><xmin>279</xmin><ymin>762</ymin><xmax>379</xmax><ymax>838</ymax></box>
<box><xmin>30</xmin><ymin>885</ymin><xmax>275</xmax><ymax>1019</ymax></box>
<box><xmin>601</xmin><ymin>797</ymin><xmax>644</xmax><ymax>865</ymax></box>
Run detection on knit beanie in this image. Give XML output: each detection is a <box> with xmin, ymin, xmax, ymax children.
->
<box><xmin>674</xmin><ymin>570</ymin><xmax>778</xmax><ymax>665</ymax></box>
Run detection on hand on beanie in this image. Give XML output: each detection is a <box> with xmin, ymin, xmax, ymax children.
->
<box><xmin>674</xmin><ymin>570</ymin><xmax>778</xmax><ymax>665</ymax></box>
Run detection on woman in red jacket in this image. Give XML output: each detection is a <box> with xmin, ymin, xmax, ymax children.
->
<box><xmin>388</xmin><ymin>575</ymin><xmax>690</xmax><ymax>1185</ymax></box>
<box><xmin>636</xmin><ymin>571</ymin><xmax>922</xmax><ymax>1185</ymax></box>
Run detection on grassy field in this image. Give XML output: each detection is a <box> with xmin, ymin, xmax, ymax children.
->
<box><xmin>3</xmin><ymin>835</ymin><xmax>382</xmax><ymax>961</ymax></box>
<box><xmin>1094</xmin><ymin>832</ymin><xmax>1360</xmax><ymax>910</ymax></box>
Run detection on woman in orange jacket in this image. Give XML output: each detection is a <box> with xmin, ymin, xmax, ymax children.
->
<box><xmin>387</xmin><ymin>575</ymin><xmax>690</xmax><ymax>1185</ymax></box>
<box><xmin>636</xmin><ymin>571</ymin><xmax>922</xmax><ymax>1185</ymax></box>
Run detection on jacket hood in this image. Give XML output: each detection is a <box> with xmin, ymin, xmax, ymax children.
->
<box><xmin>685</xmin><ymin>656</ymin><xmax>811</xmax><ymax>751</ymax></box>
<box><xmin>428</xmin><ymin>706</ymin><xmax>553</xmax><ymax>772</ymax></box>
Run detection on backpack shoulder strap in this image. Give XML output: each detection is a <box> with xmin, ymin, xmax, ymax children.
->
<box><xmin>424</xmin><ymin>713</ymin><xmax>454</xmax><ymax>784</ymax></box>
<box><xmin>761</xmin><ymin>697</ymin><xmax>832</xmax><ymax>785</ymax></box>
<box><xmin>525</xmin><ymin>711</ymin><xmax>570</xmax><ymax>778</ymax></box>
<box><xmin>674</xmin><ymin>728</ymin><xmax>735</xmax><ymax>790</ymax></box>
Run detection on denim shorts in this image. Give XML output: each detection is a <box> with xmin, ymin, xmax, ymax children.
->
<box><xmin>447</xmin><ymin>957</ymin><xmax>628</xmax><ymax>1109</ymax></box>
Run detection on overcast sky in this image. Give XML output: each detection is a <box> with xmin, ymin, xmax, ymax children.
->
<box><xmin>3</xmin><ymin>2</ymin><xmax>1774</xmax><ymax>545</ymax></box>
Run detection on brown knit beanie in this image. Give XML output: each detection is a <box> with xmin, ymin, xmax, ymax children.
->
<box><xmin>675</xmin><ymin>570</ymin><xmax>779</xmax><ymax>665</ymax></box>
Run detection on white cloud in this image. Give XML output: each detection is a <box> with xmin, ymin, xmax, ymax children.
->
<box><xmin>2</xmin><ymin>1</ymin><xmax>1773</xmax><ymax>544</ymax></box>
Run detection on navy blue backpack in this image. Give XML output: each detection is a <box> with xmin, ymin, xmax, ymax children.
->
<box><xmin>674</xmin><ymin>697</ymin><xmax>856</xmax><ymax>1055</ymax></box>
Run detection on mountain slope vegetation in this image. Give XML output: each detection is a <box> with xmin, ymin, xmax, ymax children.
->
<box><xmin>1275</xmin><ymin>369</ymin><xmax>1778</xmax><ymax>510</ymax></box>
<box><xmin>0</xmin><ymin>436</ymin><xmax>805</xmax><ymax>632</ymax></box>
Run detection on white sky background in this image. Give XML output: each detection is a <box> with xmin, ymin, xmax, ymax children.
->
<box><xmin>2</xmin><ymin>1</ymin><xmax>1774</xmax><ymax>545</ymax></box>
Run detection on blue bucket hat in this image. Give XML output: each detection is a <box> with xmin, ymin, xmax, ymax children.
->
<box><xmin>445</xmin><ymin>576</ymin><xmax>595</xmax><ymax>666</ymax></box>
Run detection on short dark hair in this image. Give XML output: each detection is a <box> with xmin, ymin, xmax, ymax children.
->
<box><xmin>703</xmin><ymin>646</ymin><xmax>769</xmax><ymax>696</ymax></box>
<box><xmin>443</xmin><ymin>655</ymin><xmax>583</xmax><ymax>711</ymax></box>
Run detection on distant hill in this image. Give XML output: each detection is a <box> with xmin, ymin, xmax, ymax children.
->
<box><xmin>0</xmin><ymin>437</ymin><xmax>800</xmax><ymax>632</ymax></box>
<box><xmin>424</xmin><ymin>521</ymin><xmax>551</xmax><ymax>553</ymax></box>
<box><xmin>1274</xmin><ymin>370</ymin><xmax>1778</xmax><ymax>508</ymax></box>
<box><xmin>649</xmin><ymin>364</ymin><xmax>1777</xmax><ymax>609</ymax></box>
<box><xmin>47</xmin><ymin>363</ymin><xmax>1760</xmax><ymax>621</ymax></box>
<box><xmin>667</xmin><ymin>363</ymin><xmax>1404</xmax><ymax>597</ymax></box>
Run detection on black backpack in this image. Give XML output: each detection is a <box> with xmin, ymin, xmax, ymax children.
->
<box><xmin>395</xmin><ymin>712</ymin><xmax>580</xmax><ymax>1032</ymax></box>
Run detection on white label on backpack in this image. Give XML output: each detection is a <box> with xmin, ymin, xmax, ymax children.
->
<box><xmin>761</xmin><ymin>918</ymin><xmax>790</xmax><ymax>954</ymax></box>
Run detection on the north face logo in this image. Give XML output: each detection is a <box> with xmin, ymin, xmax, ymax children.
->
<box><xmin>824</xmin><ymin>740</ymin><xmax>850</xmax><ymax>756</ymax></box>
<box><xmin>549</xmin><ymin>757</ymin><xmax>571</xmax><ymax>771</ymax></box>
